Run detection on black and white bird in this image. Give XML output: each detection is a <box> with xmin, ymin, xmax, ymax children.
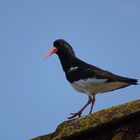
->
<box><xmin>45</xmin><ymin>39</ymin><xmax>138</xmax><ymax>119</ymax></box>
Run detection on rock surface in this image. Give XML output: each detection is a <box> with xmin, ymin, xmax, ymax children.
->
<box><xmin>32</xmin><ymin>99</ymin><xmax>140</xmax><ymax>140</ymax></box>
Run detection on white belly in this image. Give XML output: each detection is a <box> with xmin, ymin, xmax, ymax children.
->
<box><xmin>71</xmin><ymin>78</ymin><xmax>129</xmax><ymax>95</ymax></box>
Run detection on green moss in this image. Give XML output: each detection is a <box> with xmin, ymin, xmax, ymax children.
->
<box><xmin>32</xmin><ymin>99</ymin><xmax>140</xmax><ymax>140</ymax></box>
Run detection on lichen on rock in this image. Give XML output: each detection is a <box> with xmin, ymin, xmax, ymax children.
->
<box><xmin>32</xmin><ymin>99</ymin><xmax>140</xmax><ymax>140</ymax></box>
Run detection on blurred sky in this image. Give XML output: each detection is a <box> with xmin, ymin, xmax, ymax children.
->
<box><xmin>0</xmin><ymin>0</ymin><xmax>140</xmax><ymax>140</ymax></box>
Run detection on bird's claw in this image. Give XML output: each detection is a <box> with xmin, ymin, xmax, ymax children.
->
<box><xmin>67</xmin><ymin>112</ymin><xmax>82</xmax><ymax>119</ymax></box>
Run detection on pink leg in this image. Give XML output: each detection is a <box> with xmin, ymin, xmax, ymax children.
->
<box><xmin>68</xmin><ymin>96</ymin><xmax>94</xmax><ymax>119</ymax></box>
<box><xmin>89</xmin><ymin>96</ymin><xmax>95</xmax><ymax>114</ymax></box>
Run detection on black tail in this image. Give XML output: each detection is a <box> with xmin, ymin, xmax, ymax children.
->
<box><xmin>112</xmin><ymin>73</ymin><xmax>139</xmax><ymax>85</ymax></box>
<box><xmin>125</xmin><ymin>78</ymin><xmax>138</xmax><ymax>85</ymax></box>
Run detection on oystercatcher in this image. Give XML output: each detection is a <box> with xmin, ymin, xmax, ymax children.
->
<box><xmin>44</xmin><ymin>39</ymin><xmax>138</xmax><ymax>119</ymax></box>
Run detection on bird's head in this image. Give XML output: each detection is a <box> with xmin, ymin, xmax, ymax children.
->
<box><xmin>44</xmin><ymin>39</ymin><xmax>76</xmax><ymax>59</ymax></box>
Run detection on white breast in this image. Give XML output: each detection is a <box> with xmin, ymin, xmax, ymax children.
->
<box><xmin>71</xmin><ymin>78</ymin><xmax>128</xmax><ymax>95</ymax></box>
<box><xmin>73</xmin><ymin>78</ymin><xmax>107</xmax><ymax>87</ymax></box>
<box><xmin>71</xmin><ymin>78</ymin><xmax>107</xmax><ymax>94</ymax></box>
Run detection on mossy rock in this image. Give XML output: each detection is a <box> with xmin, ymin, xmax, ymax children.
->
<box><xmin>32</xmin><ymin>99</ymin><xmax>140</xmax><ymax>140</ymax></box>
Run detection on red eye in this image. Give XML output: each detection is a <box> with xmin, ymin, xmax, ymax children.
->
<box><xmin>60</xmin><ymin>41</ymin><xmax>64</xmax><ymax>46</ymax></box>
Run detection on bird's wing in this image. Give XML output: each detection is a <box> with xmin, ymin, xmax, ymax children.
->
<box><xmin>66</xmin><ymin>66</ymin><xmax>138</xmax><ymax>85</ymax></box>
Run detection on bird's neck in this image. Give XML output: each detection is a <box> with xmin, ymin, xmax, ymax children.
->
<box><xmin>57</xmin><ymin>54</ymin><xmax>76</xmax><ymax>72</ymax></box>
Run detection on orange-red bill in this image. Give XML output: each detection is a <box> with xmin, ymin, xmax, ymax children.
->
<box><xmin>44</xmin><ymin>47</ymin><xmax>58</xmax><ymax>58</ymax></box>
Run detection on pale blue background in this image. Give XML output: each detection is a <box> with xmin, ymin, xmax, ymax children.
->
<box><xmin>0</xmin><ymin>1</ymin><xmax>140</xmax><ymax>140</ymax></box>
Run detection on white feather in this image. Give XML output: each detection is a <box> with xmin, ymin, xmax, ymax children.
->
<box><xmin>68</xmin><ymin>66</ymin><xmax>78</xmax><ymax>72</ymax></box>
<box><xmin>71</xmin><ymin>78</ymin><xmax>128</xmax><ymax>95</ymax></box>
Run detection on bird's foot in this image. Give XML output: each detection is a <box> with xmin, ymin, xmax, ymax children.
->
<box><xmin>67</xmin><ymin>96</ymin><xmax>95</xmax><ymax>119</ymax></box>
<box><xmin>67</xmin><ymin>111</ymin><xmax>82</xmax><ymax>119</ymax></box>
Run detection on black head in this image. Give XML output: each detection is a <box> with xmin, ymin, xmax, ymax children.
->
<box><xmin>53</xmin><ymin>39</ymin><xmax>76</xmax><ymax>58</ymax></box>
<box><xmin>44</xmin><ymin>39</ymin><xmax>76</xmax><ymax>59</ymax></box>
<box><xmin>44</xmin><ymin>39</ymin><xmax>77</xmax><ymax>72</ymax></box>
